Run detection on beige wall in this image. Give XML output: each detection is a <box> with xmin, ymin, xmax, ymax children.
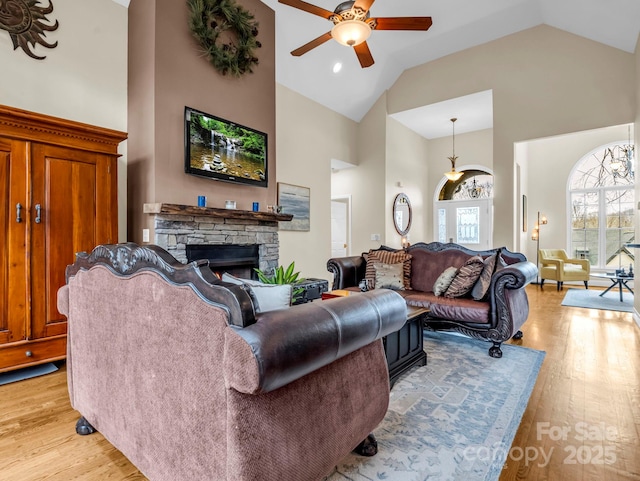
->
<box><xmin>0</xmin><ymin>0</ymin><xmax>128</xmax><ymax>239</ymax></box>
<box><xmin>385</xmin><ymin>118</ymin><xmax>429</xmax><ymax>248</ymax></box>
<box><xmin>275</xmin><ymin>84</ymin><xmax>358</xmax><ymax>280</ymax></box>
<box><xmin>127</xmin><ymin>0</ymin><xmax>276</xmax><ymax>244</ymax></box>
<box><xmin>387</xmin><ymin>25</ymin><xmax>636</xmax><ymax>250</ymax></box>
<box><xmin>332</xmin><ymin>95</ymin><xmax>388</xmax><ymax>257</ymax></box>
<box><xmin>523</xmin><ymin>124</ymin><xmax>630</xmax><ymax>263</ymax></box>
<box><xmin>515</xmin><ymin>142</ymin><xmax>529</xmax><ymax>254</ymax></box>
<box><xmin>426</xmin><ymin>129</ymin><xmax>494</xmax><ymax>241</ymax></box>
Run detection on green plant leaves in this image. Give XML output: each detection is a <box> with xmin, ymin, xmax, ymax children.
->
<box><xmin>253</xmin><ymin>262</ymin><xmax>306</xmax><ymax>302</ymax></box>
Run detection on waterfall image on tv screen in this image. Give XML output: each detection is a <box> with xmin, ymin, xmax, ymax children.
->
<box><xmin>185</xmin><ymin>106</ymin><xmax>268</xmax><ymax>187</ymax></box>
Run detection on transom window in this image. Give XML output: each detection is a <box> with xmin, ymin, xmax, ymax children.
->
<box><xmin>569</xmin><ymin>140</ymin><xmax>635</xmax><ymax>269</ymax></box>
<box><xmin>451</xmin><ymin>174</ymin><xmax>493</xmax><ymax>200</ymax></box>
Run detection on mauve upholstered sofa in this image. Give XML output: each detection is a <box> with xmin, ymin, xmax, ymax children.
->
<box><xmin>57</xmin><ymin>243</ymin><xmax>407</xmax><ymax>481</ymax></box>
<box><xmin>327</xmin><ymin>242</ymin><xmax>538</xmax><ymax>358</ymax></box>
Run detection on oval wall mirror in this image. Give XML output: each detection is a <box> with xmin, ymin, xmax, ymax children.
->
<box><xmin>393</xmin><ymin>193</ymin><xmax>412</xmax><ymax>236</ymax></box>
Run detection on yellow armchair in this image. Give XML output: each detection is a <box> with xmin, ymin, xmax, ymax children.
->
<box><xmin>539</xmin><ymin>249</ymin><xmax>590</xmax><ymax>291</ymax></box>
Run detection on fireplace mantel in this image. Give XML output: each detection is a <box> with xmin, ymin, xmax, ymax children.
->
<box><xmin>143</xmin><ymin>203</ymin><xmax>289</xmax><ymax>271</ymax></box>
<box><xmin>143</xmin><ymin>203</ymin><xmax>293</xmax><ymax>222</ymax></box>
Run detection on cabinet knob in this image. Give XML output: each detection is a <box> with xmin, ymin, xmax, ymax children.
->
<box><xmin>25</xmin><ymin>350</ymin><xmax>32</xmax><ymax>357</ymax></box>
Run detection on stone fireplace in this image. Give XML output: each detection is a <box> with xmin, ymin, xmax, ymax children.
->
<box><xmin>143</xmin><ymin>203</ymin><xmax>293</xmax><ymax>274</ymax></box>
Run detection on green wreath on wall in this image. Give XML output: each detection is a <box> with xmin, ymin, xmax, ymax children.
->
<box><xmin>187</xmin><ymin>0</ymin><xmax>261</xmax><ymax>77</ymax></box>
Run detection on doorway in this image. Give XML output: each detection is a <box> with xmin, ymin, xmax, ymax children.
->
<box><xmin>331</xmin><ymin>196</ymin><xmax>351</xmax><ymax>258</ymax></box>
<box><xmin>435</xmin><ymin>199</ymin><xmax>493</xmax><ymax>250</ymax></box>
<box><xmin>434</xmin><ymin>169</ymin><xmax>494</xmax><ymax>250</ymax></box>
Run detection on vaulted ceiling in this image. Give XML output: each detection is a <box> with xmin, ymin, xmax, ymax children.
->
<box><xmin>114</xmin><ymin>0</ymin><xmax>640</xmax><ymax>136</ymax></box>
<box><xmin>262</xmin><ymin>0</ymin><xmax>640</xmax><ymax>136</ymax></box>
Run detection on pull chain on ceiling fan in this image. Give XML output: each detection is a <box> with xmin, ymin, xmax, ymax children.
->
<box><xmin>278</xmin><ymin>0</ymin><xmax>432</xmax><ymax>68</ymax></box>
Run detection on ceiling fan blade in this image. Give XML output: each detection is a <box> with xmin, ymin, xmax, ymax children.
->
<box><xmin>354</xmin><ymin>41</ymin><xmax>374</xmax><ymax>68</ymax></box>
<box><xmin>372</xmin><ymin>17</ymin><xmax>433</xmax><ymax>31</ymax></box>
<box><xmin>278</xmin><ymin>0</ymin><xmax>335</xmax><ymax>19</ymax></box>
<box><xmin>291</xmin><ymin>32</ymin><xmax>333</xmax><ymax>56</ymax></box>
<box><xmin>353</xmin><ymin>0</ymin><xmax>375</xmax><ymax>14</ymax></box>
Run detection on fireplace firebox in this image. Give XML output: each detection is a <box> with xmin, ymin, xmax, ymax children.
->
<box><xmin>186</xmin><ymin>244</ymin><xmax>259</xmax><ymax>279</ymax></box>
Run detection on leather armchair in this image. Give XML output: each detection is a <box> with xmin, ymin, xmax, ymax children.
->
<box><xmin>539</xmin><ymin>249</ymin><xmax>590</xmax><ymax>290</ymax></box>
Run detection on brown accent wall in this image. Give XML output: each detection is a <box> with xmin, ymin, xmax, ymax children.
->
<box><xmin>128</xmin><ymin>0</ymin><xmax>276</xmax><ymax>243</ymax></box>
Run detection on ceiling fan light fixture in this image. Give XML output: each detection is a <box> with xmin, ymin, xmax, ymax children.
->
<box><xmin>331</xmin><ymin>19</ymin><xmax>371</xmax><ymax>47</ymax></box>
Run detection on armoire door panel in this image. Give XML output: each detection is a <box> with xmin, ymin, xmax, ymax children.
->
<box><xmin>31</xmin><ymin>145</ymin><xmax>99</xmax><ymax>339</ymax></box>
<box><xmin>0</xmin><ymin>139</ymin><xmax>27</xmax><ymax>345</ymax></box>
<box><xmin>0</xmin><ymin>104</ymin><xmax>125</xmax><ymax>371</ymax></box>
<box><xmin>94</xmin><ymin>154</ymin><xmax>118</xmax><ymax>243</ymax></box>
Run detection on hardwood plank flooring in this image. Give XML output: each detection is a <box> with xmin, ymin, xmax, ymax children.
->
<box><xmin>0</xmin><ymin>285</ymin><xmax>638</xmax><ymax>480</ymax></box>
<box><xmin>500</xmin><ymin>285</ymin><xmax>640</xmax><ymax>481</ymax></box>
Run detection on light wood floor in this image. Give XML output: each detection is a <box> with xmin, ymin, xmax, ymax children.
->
<box><xmin>0</xmin><ymin>285</ymin><xmax>638</xmax><ymax>481</ymax></box>
<box><xmin>500</xmin><ymin>285</ymin><xmax>640</xmax><ymax>481</ymax></box>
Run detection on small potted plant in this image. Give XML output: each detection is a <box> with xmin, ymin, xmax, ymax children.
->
<box><xmin>254</xmin><ymin>262</ymin><xmax>305</xmax><ymax>303</ymax></box>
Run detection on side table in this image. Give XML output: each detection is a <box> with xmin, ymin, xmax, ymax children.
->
<box><xmin>385</xmin><ymin>306</ymin><xmax>428</xmax><ymax>388</ymax></box>
<box><xmin>321</xmin><ymin>290</ymin><xmax>428</xmax><ymax>387</ymax></box>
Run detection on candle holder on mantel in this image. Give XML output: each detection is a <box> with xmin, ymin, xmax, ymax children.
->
<box><xmin>531</xmin><ymin>211</ymin><xmax>548</xmax><ymax>285</ymax></box>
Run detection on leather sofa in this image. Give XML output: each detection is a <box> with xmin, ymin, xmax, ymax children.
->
<box><xmin>57</xmin><ymin>243</ymin><xmax>407</xmax><ymax>481</ymax></box>
<box><xmin>327</xmin><ymin>242</ymin><xmax>538</xmax><ymax>358</ymax></box>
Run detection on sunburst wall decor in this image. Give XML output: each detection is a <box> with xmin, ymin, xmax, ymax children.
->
<box><xmin>0</xmin><ymin>0</ymin><xmax>59</xmax><ymax>60</ymax></box>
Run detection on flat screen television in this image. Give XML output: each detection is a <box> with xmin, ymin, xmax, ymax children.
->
<box><xmin>184</xmin><ymin>106</ymin><xmax>268</xmax><ymax>187</ymax></box>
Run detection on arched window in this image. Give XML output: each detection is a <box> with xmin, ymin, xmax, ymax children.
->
<box><xmin>450</xmin><ymin>174</ymin><xmax>493</xmax><ymax>200</ymax></box>
<box><xmin>569</xmin><ymin>140</ymin><xmax>635</xmax><ymax>269</ymax></box>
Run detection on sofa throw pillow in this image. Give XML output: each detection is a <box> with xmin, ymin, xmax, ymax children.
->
<box><xmin>444</xmin><ymin>256</ymin><xmax>485</xmax><ymax>298</ymax></box>
<box><xmin>373</xmin><ymin>262</ymin><xmax>405</xmax><ymax>290</ymax></box>
<box><xmin>245</xmin><ymin>283</ymin><xmax>293</xmax><ymax>313</ymax></box>
<box><xmin>221</xmin><ymin>272</ymin><xmax>292</xmax><ymax>313</ymax></box>
<box><xmin>433</xmin><ymin>266</ymin><xmax>458</xmax><ymax>296</ymax></box>
<box><xmin>364</xmin><ymin>249</ymin><xmax>412</xmax><ymax>290</ymax></box>
<box><xmin>470</xmin><ymin>251</ymin><xmax>499</xmax><ymax>301</ymax></box>
<box><xmin>221</xmin><ymin>272</ymin><xmax>245</xmax><ymax>286</ymax></box>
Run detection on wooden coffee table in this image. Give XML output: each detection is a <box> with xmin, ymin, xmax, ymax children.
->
<box><xmin>384</xmin><ymin>306</ymin><xmax>428</xmax><ymax>388</ymax></box>
<box><xmin>322</xmin><ymin>291</ymin><xmax>428</xmax><ymax>387</ymax></box>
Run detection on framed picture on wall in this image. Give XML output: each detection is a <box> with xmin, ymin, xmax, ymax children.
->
<box><xmin>278</xmin><ymin>182</ymin><xmax>310</xmax><ymax>231</ymax></box>
<box><xmin>522</xmin><ymin>195</ymin><xmax>527</xmax><ymax>232</ymax></box>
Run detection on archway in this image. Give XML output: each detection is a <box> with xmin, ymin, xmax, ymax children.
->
<box><xmin>434</xmin><ymin>166</ymin><xmax>494</xmax><ymax>250</ymax></box>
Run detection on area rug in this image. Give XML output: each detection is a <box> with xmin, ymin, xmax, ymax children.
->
<box><xmin>324</xmin><ymin>331</ymin><xmax>545</xmax><ymax>481</ymax></box>
<box><xmin>561</xmin><ymin>288</ymin><xmax>633</xmax><ymax>313</ymax></box>
<box><xmin>0</xmin><ymin>362</ymin><xmax>58</xmax><ymax>386</ymax></box>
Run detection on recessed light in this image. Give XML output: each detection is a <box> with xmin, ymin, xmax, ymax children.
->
<box><xmin>332</xmin><ymin>62</ymin><xmax>343</xmax><ymax>74</ymax></box>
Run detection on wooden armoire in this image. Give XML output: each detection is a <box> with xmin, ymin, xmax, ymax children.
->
<box><xmin>0</xmin><ymin>105</ymin><xmax>127</xmax><ymax>372</ymax></box>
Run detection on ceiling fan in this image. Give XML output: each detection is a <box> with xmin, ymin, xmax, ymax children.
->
<box><xmin>278</xmin><ymin>0</ymin><xmax>432</xmax><ymax>68</ymax></box>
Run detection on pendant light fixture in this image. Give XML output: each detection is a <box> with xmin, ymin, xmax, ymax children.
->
<box><xmin>445</xmin><ymin>118</ymin><xmax>464</xmax><ymax>182</ymax></box>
